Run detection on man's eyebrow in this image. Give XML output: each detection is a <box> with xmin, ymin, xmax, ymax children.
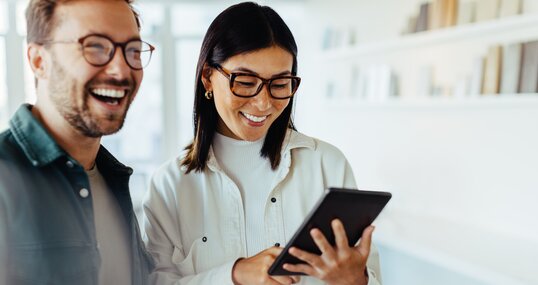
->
<box><xmin>85</xmin><ymin>31</ymin><xmax>142</xmax><ymax>42</ymax></box>
<box><xmin>234</xmin><ymin>67</ymin><xmax>292</xmax><ymax>77</ymax></box>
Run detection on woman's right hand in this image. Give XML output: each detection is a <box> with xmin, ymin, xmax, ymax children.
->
<box><xmin>232</xmin><ymin>247</ymin><xmax>301</xmax><ymax>285</ymax></box>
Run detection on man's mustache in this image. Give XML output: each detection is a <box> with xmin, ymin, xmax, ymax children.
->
<box><xmin>89</xmin><ymin>78</ymin><xmax>134</xmax><ymax>89</ymax></box>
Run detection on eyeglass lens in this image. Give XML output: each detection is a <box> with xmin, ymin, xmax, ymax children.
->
<box><xmin>232</xmin><ymin>75</ymin><xmax>299</xmax><ymax>98</ymax></box>
<box><xmin>81</xmin><ymin>35</ymin><xmax>152</xmax><ymax>69</ymax></box>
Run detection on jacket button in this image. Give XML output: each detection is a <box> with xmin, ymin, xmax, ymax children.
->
<box><xmin>271</xmin><ymin>197</ymin><xmax>277</xmax><ymax>203</ymax></box>
<box><xmin>202</xmin><ymin>236</ymin><xmax>207</xmax><ymax>242</ymax></box>
<box><xmin>66</xmin><ymin>161</ymin><xmax>74</xmax><ymax>168</ymax></box>
<box><xmin>79</xmin><ymin>188</ymin><xmax>89</xmax><ymax>198</ymax></box>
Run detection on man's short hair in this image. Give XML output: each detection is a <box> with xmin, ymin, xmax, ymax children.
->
<box><xmin>25</xmin><ymin>0</ymin><xmax>141</xmax><ymax>44</ymax></box>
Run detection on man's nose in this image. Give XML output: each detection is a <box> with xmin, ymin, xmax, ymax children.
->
<box><xmin>104</xmin><ymin>48</ymin><xmax>131</xmax><ymax>78</ymax></box>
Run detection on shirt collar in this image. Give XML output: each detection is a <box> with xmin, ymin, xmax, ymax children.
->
<box><xmin>8</xmin><ymin>104</ymin><xmax>133</xmax><ymax>176</ymax></box>
<box><xmin>9</xmin><ymin>104</ymin><xmax>66</xmax><ymax>167</ymax></box>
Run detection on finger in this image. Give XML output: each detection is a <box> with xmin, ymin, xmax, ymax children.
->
<box><xmin>288</xmin><ymin>247</ymin><xmax>323</xmax><ymax>268</ymax></box>
<box><xmin>283</xmin><ymin>263</ymin><xmax>317</xmax><ymax>277</ymax></box>
<box><xmin>356</xmin><ymin>225</ymin><xmax>375</xmax><ymax>256</ymax></box>
<box><xmin>310</xmin><ymin>228</ymin><xmax>335</xmax><ymax>257</ymax></box>
<box><xmin>271</xmin><ymin>275</ymin><xmax>297</xmax><ymax>285</ymax></box>
<box><xmin>290</xmin><ymin>275</ymin><xmax>301</xmax><ymax>283</ymax></box>
<box><xmin>265</xmin><ymin>246</ymin><xmax>284</xmax><ymax>257</ymax></box>
<box><xmin>332</xmin><ymin>219</ymin><xmax>349</xmax><ymax>249</ymax></box>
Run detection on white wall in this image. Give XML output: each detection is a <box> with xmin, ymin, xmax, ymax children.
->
<box><xmin>295</xmin><ymin>1</ymin><xmax>538</xmax><ymax>284</ymax></box>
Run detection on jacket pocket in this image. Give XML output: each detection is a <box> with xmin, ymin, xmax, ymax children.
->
<box><xmin>9</xmin><ymin>241</ymin><xmax>99</xmax><ymax>285</ymax></box>
<box><xmin>171</xmin><ymin>237</ymin><xmax>209</xmax><ymax>276</ymax></box>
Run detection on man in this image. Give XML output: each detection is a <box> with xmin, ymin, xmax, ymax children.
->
<box><xmin>0</xmin><ymin>0</ymin><xmax>155</xmax><ymax>284</ymax></box>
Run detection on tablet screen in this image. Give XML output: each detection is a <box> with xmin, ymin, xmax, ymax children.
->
<box><xmin>268</xmin><ymin>188</ymin><xmax>391</xmax><ymax>276</ymax></box>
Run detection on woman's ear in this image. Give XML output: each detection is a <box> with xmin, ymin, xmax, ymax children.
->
<box><xmin>201</xmin><ymin>63</ymin><xmax>213</xmax><ymax>91</ymax></box>
<box><xmin>27</xmin><ymin>43</ymin><xmax>48</xmax><ymax>80</ymax></box>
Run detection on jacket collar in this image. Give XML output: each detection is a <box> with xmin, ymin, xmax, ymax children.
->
<box><xmin>9</xmin><ymin>104</ymin><xmax>66</xmax><ymax>167</ymax></box>
<box><xmin>206</xmin><ymin>129</ymin><xmax>315</xmax><ymax>172</ymax></box>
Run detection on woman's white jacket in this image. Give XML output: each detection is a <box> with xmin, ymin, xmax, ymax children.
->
<box><xmin>142</xmin><ymin>130</ymin><xmax>382</xmax><ymax>285</ymax></box>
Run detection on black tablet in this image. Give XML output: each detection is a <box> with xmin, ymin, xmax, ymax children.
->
<box><xmin>268</xmin><ymin>188</ymin><xmax>391</xmax><ymax>276</ymax></box>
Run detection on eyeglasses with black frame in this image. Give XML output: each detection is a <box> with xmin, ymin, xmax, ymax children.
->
<box><xmin>41</xmin><ymin>34</ymin><xmax>155</xmax><ymax>70</ymax></box>
<box><xmin>213</xmin><ymin>64</ymin><xmax>301</xmax><ymax>99</ymax></box>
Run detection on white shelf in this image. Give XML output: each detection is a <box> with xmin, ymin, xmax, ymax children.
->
<box><xmin>323</xmin><ymin>94</ymin><xmax>538</xmax><ymax>110</ymax></box>
<box><xmin>321</xmin><ymin>13</ymin><xmax>538</xmax><ymax>61</ymax></box>
<box><xmin>374</xmin><ymin>210</ymin><xmax>538</xmax><ymax>285</ymax></box>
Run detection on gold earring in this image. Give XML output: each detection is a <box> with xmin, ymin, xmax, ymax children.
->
<box><xmin>205</xmin><ymin>91</ymin><xmax>213</xmax><ymax>100</ymax></box>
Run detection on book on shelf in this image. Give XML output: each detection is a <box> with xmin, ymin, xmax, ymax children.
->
<box><xmin>475</xmin><ymin>0</ymin><xmax>501</xmax><ymax>22</ymax></box>
<box><xmin>428</xmin><ymin>0</ymin><xmax>443</xmax><ymax>30</ymax></box>
<box><xmin>428</xmin><ymin>0</ymin><xmax>458</xmax><ymax>29</ymax></box>
<box><xmin>417</xmin><ymin>65</ymin><xmax>433</xmax><ymax>97</ymax></box>
<box><xmin>470</xmin><ymin>57</ymin><xmax>485</xmax><ymax>96</ymax></box>
<box><xmin>499</xmin><ymin>43</ymin><xmax>522</xmax><ymax>94</ymax></box>
<box><xmin>356</xmin><ymin>65</ymin><xmax>398</xmax><ymax>101</ymax></box>
<box><xmin>482</xmin><ymin>45</ymin><xmax>502</xmax><ymax>94</ymax></box>
<box><xmin>351</xmin><ymin>65</ymin><xmax>369</xmax><ymax>100</ymax></box>
<box><xmin>456</xmin><ymin>1</ymin><xmax>476</xmax><ymax>25</ymax></box>
<box><xmin>454</xmin><ymin>77</ymin><xmax>471</xmax><ymax>98</ymax></box>
<box><xmin>416</xmin><ymin>2</ymin><xmax>430</xmax><ymax>32</ymax></box>
<box><xmin>443</xmin><ymin>0</ymin><xmax>458</xmax><ymax>27</ymax></box>
<box><xmin>406</xmin><ymin>15</ymin><xmax>418</xmax><ymax>34</ymax></box>
<box><xmin>499</xmin><ymin>0</ymin><xmax>521</xmax><ymax>18</ymax></box>
<box><xmin>518</xmin><ymin>41</ymin><xmax>538</xmax><ymax>93</ymax></box>
<box><xmin>428</xmin><ymin>0</ymin><xmax>440</xmax><ymax>30</ymax></box>
<box><xmin>321</xmin><ymin>27</ymin><xmax>355</xmax><ymax>50</ymax></box>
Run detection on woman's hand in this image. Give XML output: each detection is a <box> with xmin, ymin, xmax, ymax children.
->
<box><xmin>232</xmin><ymin>246</ymin><xmax>301</xmax><ymax>285</ymax></box>
<box><xmin>283</xmin><ymin>219</ymin><xmax>374</xmax><ymax>285</ymax></box>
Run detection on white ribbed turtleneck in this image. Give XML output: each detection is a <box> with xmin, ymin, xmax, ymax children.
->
<box><xmin>212</xmin><ymin>132</ymin><xmax>277</xmax><ymax>257</ymax></box>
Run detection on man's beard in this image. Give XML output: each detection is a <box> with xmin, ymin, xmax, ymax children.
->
<box><xmin>48</xmin><ymin>59</ymin><xmax>134</xmax><ymax>138</ymax></box>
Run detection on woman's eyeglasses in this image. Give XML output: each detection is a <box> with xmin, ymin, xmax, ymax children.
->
<box><xmin>214</xmin><ymin>64</ymin><xmax>301</xmax><ymax>99</ymax></box>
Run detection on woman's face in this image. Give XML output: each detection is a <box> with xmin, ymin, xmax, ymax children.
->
<box><xmin>204</xmin><ymin>45</ymin><xmax>294</xmax><ymax>141</ymax></box>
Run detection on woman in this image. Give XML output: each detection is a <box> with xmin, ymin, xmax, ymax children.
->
<box><xmin>143</xmin><ymin>2</ymin><xmax>382</xmax><ymax>285</ymax></box>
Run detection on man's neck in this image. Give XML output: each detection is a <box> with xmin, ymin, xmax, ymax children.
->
<box><xmin>31</xmin><ymin>104</ymin><xmax>101</xmax><ymax>171</ymax></box>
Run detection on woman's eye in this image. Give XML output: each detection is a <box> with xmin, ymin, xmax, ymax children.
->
<box><xmin>236</xmin><ymin>81</ymin><xmax>256</xmax><ymax>87</ymax></box>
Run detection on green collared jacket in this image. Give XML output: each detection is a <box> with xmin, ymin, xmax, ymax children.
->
<box><xmin>0</xmin><ymin>104</ymin><xmax>154</xmax><ymax>285</ymax></box>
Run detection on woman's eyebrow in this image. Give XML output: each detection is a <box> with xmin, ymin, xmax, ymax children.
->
<box><xmin>234</xmin><ymin>67</ymin><xmax>292</xmax><ymax>76</ymax></box>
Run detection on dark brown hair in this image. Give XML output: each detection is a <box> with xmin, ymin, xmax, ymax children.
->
<box><xmin>25</xmin><ymin>0</ymin><xmax>141</xmax><ymax>44</ymax></box>
<box><xmin>181</xmin><ymin>2</ymin><xmax>299</xmax><ymax>173</ymax></box>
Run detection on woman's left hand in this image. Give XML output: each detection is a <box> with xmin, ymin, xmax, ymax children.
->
<box><xmin>282</xmin><ymin>219</ymin><xmax>374</xmax><ymax>285</ymax></box>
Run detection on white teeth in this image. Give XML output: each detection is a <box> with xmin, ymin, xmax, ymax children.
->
<box><xmin>91</xmin><ymin>88</ymin><xmax>125</xmax><ymax>98</ymax></box>
<box><xmin>242</xmin><ymin>112</ymin><xmax>267</xmax><ymax>123</ymax></box>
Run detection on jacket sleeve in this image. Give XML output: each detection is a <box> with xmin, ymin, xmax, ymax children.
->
<box><xmin>142</xmin><ymin>173</ymin><xmax>237</xmax><ymax>285</ymax></box>
<box><xmin>0</xmin><ymin>165</ymin><xmax>8</xmax><ymax>285</ymax></box>
<box><xmin>344</xmin><ymin>158</ymin><xmax>383</xmax><ymax>285</ymax></box>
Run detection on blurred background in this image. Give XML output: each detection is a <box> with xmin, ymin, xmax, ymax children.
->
<box><xmin>1</xmin><ymin>0</ymin><xmax>537</xmax><ymax>284</ymax></box>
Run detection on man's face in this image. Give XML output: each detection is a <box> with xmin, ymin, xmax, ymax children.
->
<box><xmin>44</xmin><ymin>0</ymin><xmax>143</xmax><ymax>137</ymax></box>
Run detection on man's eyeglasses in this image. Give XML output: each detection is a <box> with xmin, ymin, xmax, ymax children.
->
<box><xmin>41</xmin><ymin>34</ymin><xmax>155</xmax><ymax>70</ymax></box>
<box><xmin>213</xmin><ymin>64</ymin><xmax>301</xmax><ymax>99</ymax></box>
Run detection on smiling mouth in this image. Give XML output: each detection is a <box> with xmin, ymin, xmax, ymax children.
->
<box><xmin>89</xmin><ymin>88</ymin><xmax>128</xmax><ymax>106</ymax></box>
<box><xmin>241</xmin><ymin>111</ymin><xmax>268</xmax><ymax>123</ymax></box>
